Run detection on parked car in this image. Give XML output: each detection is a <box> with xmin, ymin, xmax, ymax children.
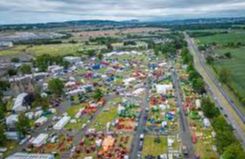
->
<box><xmin>139</xmin><ymin>141</ymin><xmax>143</xmax><ymax>151</ymax></box>
<box><xmin>140</xmin><ymin>134</ymin><xmax>144</xmax><ymax>141</ymax></box>
<box><xmin>182</xmin><ymin>144</ymin><xmax>188</xmax><ymax>156</ymax></box>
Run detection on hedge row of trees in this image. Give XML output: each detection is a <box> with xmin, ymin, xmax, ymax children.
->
<box><xmin>187</xmin><ymin>31</ymin><xmax>228</xmax><ymax>37</ymax></box>
<box><xmin>181</xmin><ymin>48</ymin><xmax>206</xmax><ymax>94</ymax></box>
<box><xmin>152</xmin><ymin>33</ymin><xmax>187</xmax><ymax>56</ymax></box>
<box><xmin>89</xmin><ymin>37</ymin><xmax>118</xmax><ymax>45</ymax></box>
<box><xmin>14</xmin><ymin>39</ymin><xmax>62</xmax><ymax>45</ymax></box>
<box><xmin>33</xmin><ymin>54</ymin><xmax>70</xmax><ymax>71</ymax></box>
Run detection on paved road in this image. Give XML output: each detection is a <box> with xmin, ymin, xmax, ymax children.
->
<box><xmin>171</xmin><ymin>67</ymin><xmax>194</xmax><ymax>159</ymax></box>
<box><xmin>129</xmin><ymin>76</ymin><xmax>149</xmax><ymax>159</ymax></box>
<box><xmin>184</xmin><ymin>32</ymin><xmax>245</xmax><ymax>147</ymax></box>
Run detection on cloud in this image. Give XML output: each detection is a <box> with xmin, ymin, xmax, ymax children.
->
<box><xmin>0</xmin><ymin>0</ymin><xmax>245</xmax><ymax>24</ymax></box>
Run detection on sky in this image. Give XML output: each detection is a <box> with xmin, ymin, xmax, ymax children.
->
<box><xmin>0</xmin><ymin>0</ymin><xmax>245</xmax><ymax>24</ymax></box>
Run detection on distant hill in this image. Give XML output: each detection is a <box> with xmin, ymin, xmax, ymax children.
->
<box><xmin>0</xmin><ymin>17</ymin><xmax>245</xmax><ymax>31</ymax></box>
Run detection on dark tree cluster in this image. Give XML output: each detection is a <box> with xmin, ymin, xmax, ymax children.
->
<box><xmin>181</xmin><ymin>48</ymin><xmax>206</xmax><ymax>94</ymax></box>
<box><xmin>33</xmin><ymin>54</ymin><xmax>70</xmax><ymax>71</ymax></box>
<box><xmin>187</xmin><ymin>31</ymin><xmax>228</xmax><ymax>37</ymax></box>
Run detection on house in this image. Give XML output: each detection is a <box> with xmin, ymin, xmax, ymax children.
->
<box><xmin>6</xmin><ymin>152</ymin><xmax>54</xmax><ymax>159</ymax></box>
<box><xmin>31</xmin><ymin>133</ymin><xmax>49</xmax><ymax>147</ymax></box>
<box><xmin>12</xmin><ymin>93</ymin><xmax>29</xmax><ymax>112</ymax></box>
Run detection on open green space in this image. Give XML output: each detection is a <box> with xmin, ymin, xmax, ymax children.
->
<box><xmin>196</xmin><ymin>31</ymin><xmax>245</xmax><ymax>45</ymax></box>
<box><xmin>66</xmin><ymin>104</ymin><xmax>85</xmax><ymax>116</ymax></box>
<box><xmin>214</xmin><ymin>47</ymin><xmax>245</xmax><ymax>95</ymax></box>
<box><xmin>188</xmin><ymin>119</ymin><xmax>218</xmax><ymax>159</ymax></box>
<box><xmin>212</xmin><ymin>47</ymin><xmax>245</xmax><ymax>112</ymax></box>
<box><xmin>3</xmin><ymin>140</ymin><xmax>18</xmax><ymax>157</ymax></box>
<box><xmin>142</xmin><ymin>135</ymin><xmax>167</xmax><ymax>157</ymax></box>
<box><xmin>0</xmin><ymin>43</ymin><xmax>82</xmax><ymax>56</ymax></box>
<box><xmin>91</xmin><ymin>106</ymin><xmax>118</xmax><ymax>131</ymax></box>
<box><xmin>195</xmin><ymin>140</ymin><xmax>218</xmax><ymax>159</ymax></box>
<box><xmin>65</xmin><ymin>116</ymin><xmax>89</xmax><ymax>130</ymax></box>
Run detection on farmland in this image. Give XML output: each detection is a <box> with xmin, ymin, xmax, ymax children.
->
<box><xmin>196</xmin><ymin>31</ymin><xmax>245</xmax><ymax>45</ymax></box>
<box><xmin>193</xmin><ymin>29</ymin><xmax>245</xmax><ymax>111</ymax></box>
<box><xmin>214</xmin><ymin>47</ymin><xmax>245</xmax><ymax>99</ymax></box>
<box><xmin>0</xmin><ymin>44</ymin><xmax>81</xmax><ymax>56</ymax></box>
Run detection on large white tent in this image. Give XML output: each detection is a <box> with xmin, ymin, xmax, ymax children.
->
<box><xmin>53</xmin><ymin>116</ymin><xmax>71</xmax><ymax>130</ymax></box>
<box><xmin>31</xmin><ymin>133</ymin><xmax>49</xmax><ymax>147</ymax></box>
<box><xmin>12</xmin><ymin>93</ymin><xmax>28</xmax><ymax>112</ymax></box>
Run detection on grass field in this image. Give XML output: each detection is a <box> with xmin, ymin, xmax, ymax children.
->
<box><xmin>197</xmin><ymin>31</ymin><xmax>245</xmax><ymax>45</ymax></box>
<box><xmin>213</xmin><ymin>47</ymin><xmax>245</xmax><ymax>99</ymax></box>
<box><xmin>66</xmin><ymin>104</ymin><xmax>85</xmax><ymax>116</ymax></box>
<box><xmin>91</xmin><ymin>106</ymin><xmax>118</xmax><ymax>131</ymax></box>
<box><xmin>0</xmin><ymin>43</ymin><xmax>82</xmax><ymax>56</ymax></box>
<box><xmin>3</xmin><ymin>140</ymin><xmax>18</xmax><ymax>157</ymax></box>
<box><xmin>142</xmin><ymin>135</ymin><xmax>167</xmax><ymax>157</ymax></box>
<box><xmin>65</xmin><ymin>116</ymin><xmax>89</xmax><ymax>130</ymax></box>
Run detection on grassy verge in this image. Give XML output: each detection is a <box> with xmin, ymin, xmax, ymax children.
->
<box><xmin>66</xmin><ymin>104</ymin><xmax>85</xmax><ymax>116</ymax></box>
<box><xmin>90</xmin><ymin>106</ymin><xmax>118</xmax><ymax>131</ymax></box>
<box><xmin>142</xmin><ymin>135</ymin><xmax>167</xmax><ymax>157</ymax></box>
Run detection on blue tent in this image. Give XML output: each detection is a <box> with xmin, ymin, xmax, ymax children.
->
<box><xmin>106</xmin><ymin>76</ymin><xmax>114</xmax><ymax>82</ymax></box>
<box><xmin>92</xmin><ymin>64</ymin><xmax>101</xmax><ymax>70</ymax></box>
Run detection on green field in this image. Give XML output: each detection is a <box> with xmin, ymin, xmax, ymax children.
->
<box><xmin>197</xmin><ymin>31</ymin><xmax>245</xmax><ymax>45</ymax></box>
<box><xmin>91</xmin><ymin>106</ymin><xmax>118</xmax><ymax>131</ymax></box>
<box><xmin>142</xmin><ymin>135</ymin><xmax>167</xmax><ymax>157</ymax></box>
<box><xmin>65</xmin><ymin>116</ymin><xmax>89</xmax><ymax>130</ymax></box>
<box><xmin>214</xmin><ymin>47</ymin><xmax>245</xmax><ymax>98</ymax></box>
<box><xmin>67</xmin><ymin>104</ymin><xmax>85</xmax><ymax>116</ymax></box>
<box><xmin>0</xmin><ymin>43</ymin><xmax>82</xmax><ymax>56</ymax></box>
<box><xmin>0</xmin><ymin>43</ymin><xmax>107</xmax><ymax>57</ymax></box>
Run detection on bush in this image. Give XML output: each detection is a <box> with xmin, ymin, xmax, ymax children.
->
<box><xmin>19</xmin><ymin>64</ymin><xmax>32</xmax><ymax>74</ymax></box>
<box><xmin>201</xmin><ymin>97</ymin><xmax>220</xmax><ymax>118</ymax></box>
<box><xmin>11</xmin><ymin>57</ymin><xmax>19</xmax><ymax>63</ymax></box>
<box><xmin>7</xmin><ymin>68</ymin><xmax>17</xmax><ymax>76</ymax></box>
